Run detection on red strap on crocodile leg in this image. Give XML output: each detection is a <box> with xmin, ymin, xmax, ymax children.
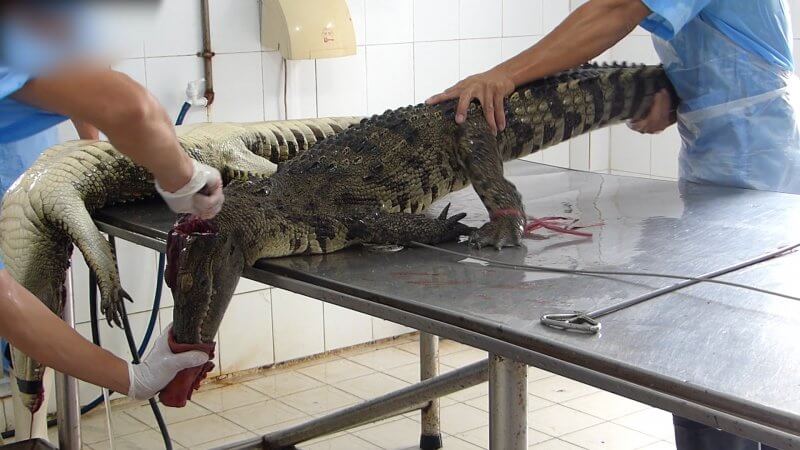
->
<box><xmin>490</xmin><ymin>209</ymin><xmax>603</xmax><ymax>238</ymax></box>
<box><xmin>158</xmin><ymin>329</ymin><xmax>216</xmax><ymax>408</ymax></box>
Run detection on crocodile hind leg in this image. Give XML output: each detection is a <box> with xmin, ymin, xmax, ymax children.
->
<box><xmin>57</xmin><ymin>196</ymin><xmax>130</xmax><ymax>327</ymax></box>
<box><xmin>7</xmin><ymin>240</ymin><xmax>71</xmax><ymax>414</ymax></box>
<box><xmin>348</xmin><ymin>205</ymin><xmax>475</xmax><ymax>246</ymax></box>
<box><xmin>458</xmin><ymin>122</ymin><xmax>527</xmax><ymax>249</ymax></box>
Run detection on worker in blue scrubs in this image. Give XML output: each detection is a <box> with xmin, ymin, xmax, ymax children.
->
<box><xmin>429</xmin><ymin>0</ymin><xmax>795</xmax><ymax>448</ymax></box>
<box><xmin>0</xmin><ymin>1</ymin><xmax>223</xmax><ymax>405</ymax></box>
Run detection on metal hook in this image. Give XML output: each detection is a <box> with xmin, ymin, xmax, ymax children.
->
<box><xmin>540</xmin><ymin>313</ymin><xmax>601</xmax><ymax>334</ymax></box>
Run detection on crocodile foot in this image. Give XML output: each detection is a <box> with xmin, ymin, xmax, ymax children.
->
<box><xmin>430</xmin><ymin>204</ymin><xmax>476</xmax><ymax>244</ymax></box>
<box><xmin>469</xmin><ymin>215</ymin><xmax>525</xmax><ymax>250</ymax></box>
<box><xmin>101</xmin><ymin>285</ymin><xmax>133</xmax><ymax>328</ymax></box>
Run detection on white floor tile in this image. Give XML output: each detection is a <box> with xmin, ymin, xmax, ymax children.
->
<box><xmin>347</xmin><ymin>347</ymin><xmax>418</xmax><ymax>371</ymax></box>
<box><xmin>168</xmin><ymin>414</ymin><xmax>248</xmax><ymax>448</ymax></box>
<box><xmin>445</xmin><ymin>382</ymin><xmax>488</xmax><ymax>402</ymax></box>
<box><xmin>245</xmin><ymin>372</ymin><xmax>323</xmax><ymax>398</ymax></box>
<box><xmin>528</xmin><ymin>404</ymin><xmax>603</xmax><ymax>437</ymax></box>
<box><xmin>613</xmin><ymin>408</ymin><xmax>676</xmax><ymax>443</ymax></box>
<box><xmin>527</xmin><ymin>375</ymin><xmax>598</xmax><ymax>403</ymax></box>
<box><xmin>441</xmin><ymin>349</ymin><xmax>488</xmax><ymax>368</ymax></box>
<box><xmin>190</xmin><ymin>385</ymin><xmax>268</xmax><ymax>413</ymax></box>
<box><xmin>90</xmin><ymin>429</ymin><xmax>186</xmax><ymax>450</ymax></box>
<box><xmin>440</xmin><ymin>403</ymin><xmax>490</xmax><ymax>435</ymax></box>
<box><xmin>125</xmin><ymin>401</ymin><xmax>211</xmax><ymax>427</ymax></box>
<box><xmin>303</xmin><ymin>433</ymin><xmax>380</xmax><ymax>450</ymax></box>
<box><xmin>79</xmin><ymin>408</ymin><xmax>151</xmax><ymax>444</ymax></box>
<box><xmin>353</xmin><ymin>417</ymin><xmax>423</xmax><ymax>448</ymax></box>
<box><xmin>219</xmin><ymin>399</ymin><xmax>307</xmax><ymax>432</ymax></box>
<box><xmin>562</xmin><ymin>391</ymin><xmax>648</xmax><ymax>421</ymax></box>
<box><xmin>561</xmin><ymin>422</ymin><xmax>658</xmax><ymax>450</ymax></box>
<box><xmin>192</xmin><ymin>431</ymin><xmax>258</xmax><ymax>450</ymax></box>
<box><xmin>334</xmin><ymin>372</ymin><xmax>411</xmax><ymax>400</ymax></box>
<box><xmin>638</xmin><ymin>441</ymin><xmax>677</xmax><ymax>450</ymax></box>
<box><xmin>529</xmin><ymin>439</ymin><xmax>586</xmax><ymax>450</ymax></box>
<box><xmin>298</xmin><ymin>359</ymin><xmax>375</xmax><ymax>385</ymax></box>
<box><xmin>280</xmin><ymin>386</ymin><xmax>361</xmax><ymax>415</ymax></box>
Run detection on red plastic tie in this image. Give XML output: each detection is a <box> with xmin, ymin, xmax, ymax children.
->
<box><xmin>491</xmin><ymin>209</ymin><xmax>603</xmax><ymax>238</ymax></box>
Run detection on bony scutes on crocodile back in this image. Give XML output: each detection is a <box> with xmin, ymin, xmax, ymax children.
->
<box><xmin>160</xmin><ymin>62</ymin><xmax>675</xmax><ymax>406</ymax></box>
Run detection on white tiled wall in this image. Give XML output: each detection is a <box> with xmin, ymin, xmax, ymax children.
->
<box><xmin>24</xmin><ymin>0</ymin><xmax>800</xmax><ymax>407</ymax></box>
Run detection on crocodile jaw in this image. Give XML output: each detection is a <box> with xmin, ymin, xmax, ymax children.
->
<box><xmin>166</xmin><ymin>215</ymin><xmax>243</xmax><ymax>344</ymax></box>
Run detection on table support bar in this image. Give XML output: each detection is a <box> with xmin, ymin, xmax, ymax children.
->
<box><xmin>56</xmin><ymin>270</ymin><xmax>81</xmax><ymax>450</ymax></box>
<box><xmin>490</xmin><ymin>354</ymin><xmax>527</xmax><ymax>450</ymax></box>
<box><xmin>214</xmin><ymin>360</ymin><xmax>489</xmax><ymax>450</ymax></box>
<box><xmin>420</xmin><ymin>333</ymin><xmax>442</xmax><ymax>450</ymax></box>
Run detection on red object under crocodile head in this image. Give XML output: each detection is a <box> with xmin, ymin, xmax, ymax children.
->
<box><xmin>158</xmin><ymin>328</ymin><xmax>216</xmax><ymax>408</ymax></box>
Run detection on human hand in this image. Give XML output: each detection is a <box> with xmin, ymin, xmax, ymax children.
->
<box><xmin>627</xmin><ymin>89</ymin><xmax>676</xmax><ymax>134</ymax></box>
<box><xmin>426</xmin><ymin>68</ymin><xmax>515</xmax><ymax>135</ymax></box>
<box><xmin>127</xmin><ymin>325</ymin><xmax>210</xmax><ymax>400</ymax></box>
<box><xmin>155</xmin><ymin>160</ymin><xmax>225</xmax><ymax>219</ymax></box>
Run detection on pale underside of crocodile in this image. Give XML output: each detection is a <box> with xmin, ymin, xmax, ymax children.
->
<box><xmin>0</xmin><ymin>117</ymin><xmax>361</xmax><ymax>412</ymax></box>
<box><xmin>166</xmin><ymin>63</ymin><xmax>675</xmax><ymax>346</ymax></box>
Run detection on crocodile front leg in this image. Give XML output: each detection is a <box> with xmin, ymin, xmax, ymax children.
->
<box><xmin>348</xmin><ymin>205</ymin><xmax>475</xmax><ymax>246</ymax></box>
<box><xmin>458</xmin><ymin>121</ymin><xmax>526</xmax><ymax>249</ymax></box>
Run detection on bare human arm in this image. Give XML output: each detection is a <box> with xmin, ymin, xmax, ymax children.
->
<box><xmin>11</xmin><ymin>66</ymin><xmax>223</xmax><ymax>217</ymax></box>
<box><xmin>426</xmin><ymin>0</ymin><xmax>653</xmax><ymax>135</ymax></box>
<box><xmin>0</xmin><ymin>270</ymin><xmax>208</xmax><ymax>399</ymax></box>
<box><xmin>71</xmin><ymin>118</ymin><xmax>100</xmax><ymax>141</ymax></box>
<box><xmin>0</xmin><ymin>270</ymin><xmax>129</xmax><ymax>392</ymax></box>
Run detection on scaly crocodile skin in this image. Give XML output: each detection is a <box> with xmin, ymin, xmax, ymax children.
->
<box><xmin>0</xmin><ymin>117</ymin><xmax>360</xmax><ymax>412</ymax></box>
<box><xmin>166</xmin><ymin>63</ymin><xmax>675</xmax><ymax>345</ymax></box>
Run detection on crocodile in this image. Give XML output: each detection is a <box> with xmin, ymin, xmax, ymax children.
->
<box><xmin>0</xmin><ymin>117</ymin><xmax>361</xmax><ymax>412</ymax></box>
<box><xmin>161</xmin><ymin>63</ymin><xmax>675</xmax><ymax>405</ymax></box>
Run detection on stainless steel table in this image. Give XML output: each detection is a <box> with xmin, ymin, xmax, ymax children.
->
<box><xmin>93</xmin><ymin>161</ymin><xmax>800</xmax><ymax>449</ymax></box>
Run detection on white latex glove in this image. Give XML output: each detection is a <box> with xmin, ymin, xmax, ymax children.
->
<box><xmin>155</xmin><ymin>160</ymin><xmax>225</xmax><ymax>219</ymax></box>
<box><xmin>127</xmin><ymin>326</ymin><xmax>210</xmax><ymax>400</ymax></box>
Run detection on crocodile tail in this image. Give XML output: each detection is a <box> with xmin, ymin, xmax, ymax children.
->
<box><xmin>239</xmin><ymin>118</ymin><xmax>363</xmax><ymax>165</ymax></box>
<box><xmin>500</xmin><ymin>63</ymin><xmax>673</xmax><ymax>161</ymax></box>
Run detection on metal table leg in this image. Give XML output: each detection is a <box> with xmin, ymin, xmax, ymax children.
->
<box><xmin>419</xmin><ymin>333</ymin><xmax>442</xmax><ymax>450</ymax></box>
<box><xmin>489</xmin><ymin>354</ymin><xmax>527</xmax><ymax>450</ymax></box>
<box><xmin>55</xmin><ymin>270</ymin><xmax>81</xmax><ymax>450</ymax></box>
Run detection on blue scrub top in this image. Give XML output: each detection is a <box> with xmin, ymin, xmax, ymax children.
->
<box><xmin>640</xmin><ymin>0</ymin><xmax>794</xmax><ymax>72</ymax></box>
<box><xmin>0</xmin><ymin>67</ymin><xmax>67</xmax><ymax>144</ymax></box>
<box><xmin>0</xmin><ymin>68</ymin><xmax>65</xmax><ymax>272</ymax></box>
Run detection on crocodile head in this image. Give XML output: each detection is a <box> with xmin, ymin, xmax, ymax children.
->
<box><xmin>165</xmin><ymin>215</ymin><xmax>245</xmax><ymax>343</ymax></box>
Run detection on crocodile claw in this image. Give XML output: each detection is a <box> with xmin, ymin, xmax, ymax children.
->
<box><xmin>469</xmin><ymin>216</ymin><xmax>525</xmax><ymax>250</ymax></box>
<box><xmin>101</xmin><ymin>287</ymin><xmax>133</xmax><ymax>328</ymax></box>
<box><xmin>435</xmin><ymin>209</ymin><xmax>476</xmax><ymax>243</ymax></box>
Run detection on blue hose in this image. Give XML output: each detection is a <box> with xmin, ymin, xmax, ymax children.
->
<box><xmin>176</xmin><ymin>102</ymin><xmax>191</xmax><ymax>127</ymax></box>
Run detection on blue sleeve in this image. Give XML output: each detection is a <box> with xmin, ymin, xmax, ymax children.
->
<box><xmin>0</xmin><ymin>67</ymin><xmax>30</xmax><ymax>101</ymax></box>
<box><xmin>639</xmin><ymin>0</ymin><xmax>713</xmax><ymax>40</ymax></box>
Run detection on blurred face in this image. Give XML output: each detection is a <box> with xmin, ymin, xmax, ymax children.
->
<box><xmin>0</xmin><ymin>1</ymin><xmax>160</xmax><ymax>74</ymax></box>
